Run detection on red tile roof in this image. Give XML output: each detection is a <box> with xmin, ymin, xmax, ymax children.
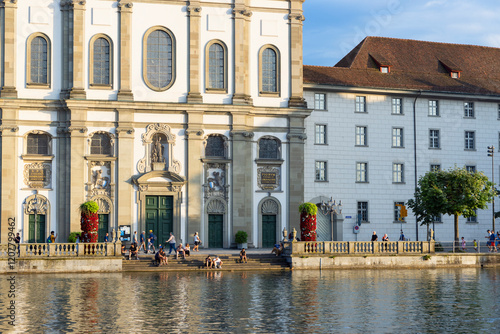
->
<box><xmin>304</xmin><ymin>37</ymin><xmax>500</xmax><ymax>96</ymax></box>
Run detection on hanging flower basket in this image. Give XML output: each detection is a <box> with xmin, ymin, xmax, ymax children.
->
<box><xmin>80</xmin><ymin>201</ymin><xmax>99</xmax><ymax>243</ymax></box>
<box><xmin>299</xmin><ymin>203</ymin><xmax>318</xmax><ymax>241</ymax></box>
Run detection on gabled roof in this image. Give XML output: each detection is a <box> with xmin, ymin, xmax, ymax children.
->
<box><xmin>304</xmin><ymin>36</ymin><xmax>500</xmax><ymax>96</ymax></box>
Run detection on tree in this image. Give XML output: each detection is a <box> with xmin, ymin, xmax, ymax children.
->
<box><xmin>407</xmin><ymin>167</ymin><xmax>495</xmax><ymax>245</ymax></box>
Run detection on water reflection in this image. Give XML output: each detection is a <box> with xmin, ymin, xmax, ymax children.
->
<box><xmin>0</xmin><ymin>269</ymin><xmax>499</xmax><ymax>333</ymax></box>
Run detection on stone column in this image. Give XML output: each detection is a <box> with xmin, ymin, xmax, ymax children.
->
<box><xmin>186</xmin><ymin>2</ymin><xmax>203</xmax><ymax>103</ymax></box>
<box><xmin>68</xmin><ymin>108</ymin><xmax>88</xmax><ymax>233</ymax></box>
<box><xmin>185</xmin><ymin>111</ymin><xmax>204</xmax><ymax>244</ymax></box>
<box><xmin>230</xmin><ymin>114</ymin><xmax>254</xmax><ymax>246</ymax></box>
<box><xmin>287</xmin><ymin>116</ymin><xmax>306</xmax><ymax>235</ymax></box>
<box><xmin>0</xmin><ymin>0</ymin><xmax>18</xmax><ymax>98</ymax></box>
<box><xmin>56</xmin><ymin>112</ymin><xmax>71</xmax><ymax>241</ymax></box>
<box><xmin>117</xmin><ymin>2</ymin><xmax>134</xmax><ymax>101</ymax></box>
<box><xmin>66</xmin><ymin>0</ymin><xmax>87</xmax><ymax>99</ymax></box>
<box><xmin>116</xmin><ymin>110</ymin><xmax>135</xmax><ymax>233</ymax></box>
<box><xmin>288</xmin><ymin>1</ymin><xmax>306</xmax><ymax>108</ymax></box>
<box><xmin>232</xmin><ymin>0</ymin><xmax>252</xmax><ymax>105</ymax></box>
<box><xmin>0</xmin><ymin>109</ymin><xmax>19</xmax><ymax>243</ymax></box>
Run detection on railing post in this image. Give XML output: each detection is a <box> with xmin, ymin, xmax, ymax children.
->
<box><xmin>372</xmin><ymin>241</ymin><xmax>379</xmax><ymax>254</ymax></box>
<box><xmin>430</xmin><ymin>240</ymin><xmax>435</xmax><ymax>253</ymax></box>
<box><xmin>348</xmin><ymin>241</ymin><xmax>354</xmax><ymax>254</ymax></box>
<box><xmin>19</xmin><ymin>244</ymin><xmax>26</xmax><ymax>257</ymax></box>
<box><xmin>397</xmin><ymin>241</ymin><xmax>403</xmax><ymax>254</ymax></box>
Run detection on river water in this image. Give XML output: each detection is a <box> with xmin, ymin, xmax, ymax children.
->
<box><xmin>0</xmin><ymin>268</ymin><xmax>499</xmax><ymax>333</ymax></box>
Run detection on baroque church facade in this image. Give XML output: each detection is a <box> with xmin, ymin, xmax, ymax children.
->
<box><xmin>0</xmin><ymin>0</ymin><xmax>309</xmax><ymax>247</ymax></box>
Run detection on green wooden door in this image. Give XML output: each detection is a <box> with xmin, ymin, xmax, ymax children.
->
<box><xmin>98</xmin><ymin>214</ymin><xmax>109</xmax><ymax>242</ymax></box>
<box><xmin>262</xmin><ymin>214</ymin><xmax>276</xmax><ymax>248</ymax></box>
<box><xmin>28</xmin><ymin>214</ymin><xmax>46</xmax><ymax>243</ymax></box>
<box><xmin>145</xmin><ymin>196</ymin><xmax>173</xmax><ymax>248</ymax></box>
<box><xmin>208</xmin><ymin>214</ymin><xmax>223</xmax><ymax>248</ymax></box>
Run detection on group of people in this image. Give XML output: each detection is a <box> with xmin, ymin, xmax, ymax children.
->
<box><xmin>485</xmin><ymin>230</ymin><xmax>500</xmax><ymax>252</ymax></box>
<box><xmin>204</xmin><ymin>255</ymin><xmax>223</xmax><ymax>268</ymax></box>
<box><xmin>371</xmin><ymin>231</ymin><xmax>402</xmax><ymax>242</ymax></box>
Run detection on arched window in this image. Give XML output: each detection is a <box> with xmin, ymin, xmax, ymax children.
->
<box><xmin>90</xmin><ymin>133</ymin><xmax>112</xmax><ymax>155</ymax></box>
<box><xmin>90</xmin><ymin>35</ymin><xmax>112</xmax><ymax>87</ymax></box>
<box><xmin>259</xmin><ymin>45</ymin><xmax>280</xmax><ymax>95</ymax></box>
<box><xmin>206</xmin><ymin>41</ymin><xmax>227</xmax><ymax>91</ymax></box>
<box><xmin>205</xmin><ymin>135</ymin><xmax>226</xmax><ymax>158</ymax></box>
<box><xmin>258</xmin><ymin>137</ymin><xmax>280</xmax><ymax>159</ymax></box>
<box><xmin>27</xmin><ymin>133</ymin><xmax>51</xmax><ymax>155</ymax></box>
<box><xmin>143</xmin><ymin>27</ymin><xmax>175</xmax><ymax>91</ymax></box>
<box><xmin>27</xmin><ymin>33</ymin><xmax>51</xmax><ymax>87</ymax></box>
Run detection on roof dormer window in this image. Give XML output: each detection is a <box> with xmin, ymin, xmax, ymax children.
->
<box><xmin>380</xmin><ymin>66</ymin><xmax>389</xmax><ymax>73</ymax></box>
<box><xmin>440</xmin><ymin>59</ymin><xmax>461</xmax><ymax>79</ymax></box>
<box><xmin>370</xmin><ymin>53</ymin><xmax>391</xmax><ymax>74</ymax></box>
<box><xmin>451</xmin><ymin>71</ymin><xmax>460</xmax><ymax>79</ymax></box>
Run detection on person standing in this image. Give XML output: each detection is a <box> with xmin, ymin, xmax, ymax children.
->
<box><xmin>132</xmin><ymin>231</ymin><xmax>138</xmax><ymax>244</ymax></box>
<box><xmin>104</xmin><ymin>232</ymin><xmax>109</xmax><ymax>243</ymax></box>
<box><xmin>193</xmin><ymin>232</ymin><xmax>201</xmax><ymax>251</ymax></box>
<box><xmin>399</xmin><ymin>231</ymin><xmax>405</xmax><ymax>241</ymax></box>
<box><xmin>50</xmin><ymin>231</ymin><xmax>57</xmax><ymax>243</ymax></box>
<box><xmin>139</xmin><ymin>231</ymin><xmax>146</xmax><ymax>253</ymax></box>
<box><xmin>166</xmin><ymin>232</ymin><xmax>176</xmax><ymax>255</ymax></box>
<box><xmin>382</xmin><ymin>234</ymin><xmax>389</xmax><ymax>241</ymax></box>
<box><xmin>461</xmin><ymin>237</ymin><xmax>466</xmax><ymax>251</ymax></box>
<box><xmin>371</xmin><ymin>231</ymin><xmax>378</xmax><ymax>241</ymax></box>
<box><xmin>490</xmin><ymin>231</ymin><xmax>498</xmax><ymax>252</ymax></box>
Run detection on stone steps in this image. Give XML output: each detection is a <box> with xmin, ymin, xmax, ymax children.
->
<box><xmin>122</xmin><ymin>253</ymin><xmax>290</xmax><ymax>272</ymax></box>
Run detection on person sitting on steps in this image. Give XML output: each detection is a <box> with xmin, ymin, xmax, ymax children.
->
<box><xmin>129</xmin><ymin>242</ymin><xmax>139</xmax><ymax>260</ymax></box>
<box><xmin>205</xmin><ymin>255</ymin><xmax>213</xmax><ymax>269</ymax></box>
<box><xmin>240</xmin><ymin>248</ymin><xmax>247</xmax><ymax>263</ymax></box>
<box><xmin>271</xmin><ymin>243</ymin><xmax>282</xmax><ymax>256</ymax></box>
<box><xmin>184</xmin><ymin>243</ymin><xmax>191</xmax><ymax>257</ymax></box>
<box><xmin>176</xmin><ymin>243</ymin><xmax>186</xmax><ymax>259</ymax></box>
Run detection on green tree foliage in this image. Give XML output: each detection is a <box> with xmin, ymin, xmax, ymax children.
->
<box><xmin>299</xmin><ymin>202</ymin><xmax>318</xmax><ymax>215</ymax></box>
<box><xmin>407</xmin><ymin>167</ymin><xmax>495</xmax><ymax>243</ymax></box>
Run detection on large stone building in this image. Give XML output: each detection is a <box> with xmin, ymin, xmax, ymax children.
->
<box><xmin>0</xmin><ymin>0</ymin><xmax>309</xmax><ymax>247</ymax></box>
<box><xmin>303</xmin><ymin>37</ymin><xmax>500</xmax><ymax>242</ymax></box>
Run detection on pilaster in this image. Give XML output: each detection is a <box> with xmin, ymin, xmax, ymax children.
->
<box><xmin>116</xmin><ymin>109</ymin><xmax>135</xmax><ymax>231</ymax></box>
<box><xmin>287</xmin><ymin>116</ymin><xmax>306</xmax><ymax>234</ymax></box>
<box><xmin>186</xmin><ymin>111</ymin><xmax>204</xmax><ymax>241</ymax></box>
<box><xmin>0</xmin><ymin>108</ymin><xmax>19</xmax><ymax>243</ymax></box>
<box><xmin>117</xmin><ymin>2</ymin><xmax>134</xmax><ymax>101</ymax></box>
<box><xmin>56</xmin><ymin>109</ymin><xmax>71</xmax><ymax>241</ymax></box>
<box><xmin>232</xmin><ymin>0</ymin><xmax>253</xmax><ymax>105</ymax></box>
<box><xmin>0</xmin><ymin>0</ymin><xmax>18</xmax><ymax>98</ymax></box>
<box><xmin>230</xmin><ymin>113</ymin><xmax>254</xmax><ymax>246</ymax></box>
<box><xmin>186</xmin><ymin>2</ymin><xmax>203</xmax><ymax>103</ymax></box>
<box><xmin>288</xmin><ymin>0</ymin><xmax>307</xmax><ymax>108</ymax></box>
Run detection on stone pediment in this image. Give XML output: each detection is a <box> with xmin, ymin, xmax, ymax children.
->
<box><xmin>133</xmin><ymin>171</ymin><xmax>186</xmax><ymax>192</ymax></box>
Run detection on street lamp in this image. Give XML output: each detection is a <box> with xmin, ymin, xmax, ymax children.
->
<box><xmin>319</xmin><ymin>197</ymin><xmax>342</xmax><ymax>241</ymax></box>
<box><xmin>488</xmin><ymin>145</ymin><xmax>495</xmax><ymax>232</ymax></box>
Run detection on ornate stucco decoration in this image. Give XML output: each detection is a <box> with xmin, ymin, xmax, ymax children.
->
<box><xmin>187</xmin><ymin>6</ymin><xmax>202</xmax><ymax>12</ymax></box>
<box><xmin>92</xmin><ymin>196</ymin><xmax>112</xmax><ymax>214</ymax></box>
<box><xmin>261</xmin><ymin>199</ymin><xmax>279</xmax><ymax>214</ymax></box>
<box><xmin>288</xmin><ymin>14</ymin><xmax>305</xmax><ymax>21</ymax></box>
<box><xmin>204</xmin><ymin>163</ymin><xmax>229</xmax><ymax>200</ymax></box>
<box><xmin>132</xmin><ymin>170</ymin><xmax>186</xmax><ymax>193</ymax></box>
<box><xmin>206</xmin><ymin>197</ymin><xmax>227</xmax><ymax>214</ymax></box>
<box><xmin>233</xmin><ymin>9</ymin><xmax>252</xmax><ymax>17</ymax></box>
<box><xmin>88</xmin><ymin>161</ymin><xmax>111</xmax><ymax>197</ymax></box>
<box><xmin>257</xmin><ymin>165</ymin><xmax>281</xmax><ymax>191</ymax></box>
<box><xmin>286</xmin><ymin>133</ymin><xmax>307</xmax><ymax>141</ymax></box>
<box><xmin>137</xmin><ymin>123</ymin><xmax>181</xmax><ymax>174</ymax></box>
<box><xmin>0</xmin><ymin>125</ymin><xmax>19</xmax><ymax>133</ymax></box>
<box><xmin>229</xmin><ymin>130</ymin><xmax>254</xmax><ymax>139</ymax></box>
<box><xmin>24</xmin><ymin>196</ymin><xmax>48</xmax><ymax>215</ymax></box>
<box><xmin>23</xmin><ymin>162</ymin><xmax>52</xmax><ymax>189</ymax></box>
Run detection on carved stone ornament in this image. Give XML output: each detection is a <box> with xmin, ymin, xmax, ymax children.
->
<box><xmin>88</xmin><ymin>162</ymin><xmax>111</xmax><ymax>197</ymax></box>
<box><xmin>138</xmin><ymin>123</ymin><xmax>181</xmax><ymax>174</ymax></box>
<box><xmin>204</xmin><ymin>163</ymin><xmax>229</xmax><ymax>200</ymax></box>
<box><xmin>288</xmin><ymin>14</ymin><xmax>305</xmax><ymax>21</ymax></box>
<box><xmin>92</xmin><ymin>196</ymin><xmax>111</xmax><ymax>214</ymax></box>
<box><xmin>24</xmin><ymin>162</ymin><xmax>52</xmax><ymax>189</ymax></box>
<box><xmin>118</xmin><ymin>2</ymin><xmax>133</xmax><ymax>9</ymax></box>
<box><xmin>257</xmin><ymin>166</ymin><xmax>280</xmax><ymax>191</ymax></box>
<box><xmin>206</xmin><ymin>198</ymin><xmax>226</xmax><ymax>214</ymax></box>
<box><xmin>0</xmin><ymin>125</ymin><xmax>19</xmax><ymax>133</ymax></box>
<box><xmin>233</xmin><ymin>9</ymin><xmax>252</xmax><ymax>17</ymax></box>
<box><xmin>25</xmin><ymin>196</ymin><xmax>48</xmax><ymax>215</ymax></box>
<box><xmin>261</xmin><ymin>199</ymin><xmax>279</xmax><ymax>214</ymax></box>
<box><xmin>229</xmin><ymin>130</ymin><xmax>254</xmax><ymax>139</ymax></box>
<box><xmin>286</xmin><ymin>133</ymin><xmax>307</xmax><ymax>141</ymax></box>
<box><xmin>187</xmin><ymin>6</ymin><xmax>202</xmax><ymax>12</ymax></box>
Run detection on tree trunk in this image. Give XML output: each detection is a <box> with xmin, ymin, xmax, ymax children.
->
<box><xmin>454</xmin><ymin>214</ymin><xmax>459</xmax><ymax>251</ymax></box>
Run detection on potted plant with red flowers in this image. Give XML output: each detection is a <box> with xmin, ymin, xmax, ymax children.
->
<box><xmin>79</xmin><ymin>201</ymin><xmax>99</xmax><ymax>243</ymax></box>
<box><xmin>299</xmin><ymin>202</ymin><xmax>318</xmax><ymax>241</ymax></box>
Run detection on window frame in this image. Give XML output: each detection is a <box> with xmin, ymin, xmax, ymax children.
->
<box><xmin>205</xmin><ymin>40</ymin><xmax>228</xmax><ymax>93</ymax></box>
<box><xmin>143</xmin><ymin>26</ymin><xmax>176</xmax><ymax>92</ymax></box>
<box><xmin>392</xmin><ymin>127</ymin><xmax>404</xmax><ymax>148</ymax></box>
<box><xmin>25</xmin><ymin>131</ymin><xmax>52</xmax><ymax>156</ymax></box>
<box><xmin>466</xmin><ymin>209</ymin><xmax>478</xmax><ymax>223</ymax></box>
<box><xmin>315</xmin><ymin>161</ymin><xmax>327</xmax><ymax>182</ymax></box>
<box><xmin>355</xmin><ymin>96</ymin><xmax>366</xmax><ymax>113</ymax></box>
<box><xmin>258</xmin><ymin>44</ymin><xmax>280</xmax><ymax>97</ymax></box>
<box><xmin>89</xmin><ymin>132</ymin><xmax>113</xmax><ymax>156</ymax></box>
<box><xmin>392</xmin><ymin>163</ymin><xmax>404</xmax><ymax>183</ymax></box>
<box><xmin>464</xmin><ymin>131</ymin><xmax>475</xmax><ymax>150</ymax></box>
<box><xmin>357</xmin><ymin>201</ymin><xmax>369</xmax><ymax>223</ymax></box>
<box><xmin>356</xmin><ymin>162</ymin><xmax>368</xmax><ymax>183</ymax></box>
<box><xmin>258</xmin><ymin>136</ymin><xmax>281</xmax><ymax>160</ymax></box>
<box><xmin>26</xmin><ymin>33</ymin><xmax>51</xmax><ymax>88</ymax></box>
<box><xmin>355</xmin><ymin>126</ymin><xmax>367</xmax><ymax>147</ymax></box>
<box><xmin>314</xmin><ymin>93</ymin><xmax>326</xmax><ymax>110</ymax></box>
<box><xmin>391</xmin><ymin>98</ymin><xmax>403</xmax><ymax>115</ymax></box>
<box><xmin>428</xmin><ymin>100</ymin><xmax>439</xmax><ymax>116</ymax></box>
<box><xmin>314</xmin><ymin>124</ymin><xmax>327</xmax><ymax>145</ymax></box>
<box><xmin>430</xmin><ymin>164</ymin><xmax>441</xmax><ymax>171</ymax></box>
<box><xmin>394</xmin><ymin>201</ymin><xmax>406</xmax><ymax>223</ymax></box>
<box><xmin>464</xmin><ymin>102</ymin><xmax>475</xmax><ymax>118</ymax></box>
<box><xmin>466</xmin><ymin>165</ymin><xmax>476</xmax><ymax>173</ymax></box>
<box><xmin>89</xmin><ymin>34</ymin><xmax>113</xmax><ymax>89</ymax></box>
<box><xmin>204</xmin><ymin>134</ymin><xmax>227</xmax><ymax>159</ymax></box>
<box><xmin>429</xmin><ymin>129</ymin><xmax>440</xmax><ymax>149</ymax></box>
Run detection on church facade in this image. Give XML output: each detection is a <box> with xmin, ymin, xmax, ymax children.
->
<box><xmin>0</xmin><ymin>0</ymin><xmax>309</xmax><ymax>247</ymax></box>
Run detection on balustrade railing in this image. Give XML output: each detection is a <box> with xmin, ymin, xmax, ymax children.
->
<box><xmin>287</xmin><ymin>241</ymin><xmax>434</xmax><ymax>255</ymax></box>
<box><xmin>0</xmin><ymin>242</ymin><xmax>121</xmax><ymax>258</ymax></box>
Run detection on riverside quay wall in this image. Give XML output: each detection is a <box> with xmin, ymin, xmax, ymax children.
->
<box><xmin>284</xmin><ymin>241</ymin><xmax>500</xmax><ymax>269</ymax></box>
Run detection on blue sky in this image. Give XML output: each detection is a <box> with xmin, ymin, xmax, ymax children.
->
<box><xmin>303</xmin><ymin>0</ymin><xmax>500</xmax><ymax>66</ymax></box>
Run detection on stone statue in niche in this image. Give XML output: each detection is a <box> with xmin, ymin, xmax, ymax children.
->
<box><xmin>208</xmin><ymin>171</ymin><xmax>224</xmax><ymax>191</ymax></box>
<box><xmin>151</xmin><ymin>136</ymin><xmax>165</xmax><ymax>163</ymax></box>
<box><xmin>93</xmin><ymin>170</ymin><xmax>109</xmax><ymax>189</ymax></box>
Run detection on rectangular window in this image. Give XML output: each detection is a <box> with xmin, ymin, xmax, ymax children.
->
<box><xmin>430</xmin><ymin>164</ymin><xmax>441</xmax><ymax>171</ymax></box>
<box><xmin>355</xmin><ymin>96</ymin><xmax>366</xmax><ymax>113</ymax></box>
<box><xmin>394</xmin><ymin>202</ymin><xmax>406</xmax><ymax>222</ymax></box>
<box><xmin>356</xmin><ymin>162</ymin><xmax>368</xmax><ymax>183</ymax></box>
<box><xmin>392</xmin><ymin>98</ymin><xmax>403</xmax><ymax>114</ymax></box>
<box><xmin>429</xmin><ymin>129</ymin><xmax>440</xmax><ymax>149</ymax></box>
<box><xmin>357</xmin><ymin>202</ymin><xmax>368</xmax><ymax>222</ymax></box>
<box><xmin>315</xmin><ymin>124</ymin><xmax>327</xmax><ymax>145</ymax></box>
<box><xmin>464</xmin><ymin>102</ymin><xmax>474</xmax><ymax>118</ymax></box>
<box><xmin>393</xmin><ymin>163</ymin><xmax>404</xmax><ymax>183</ymax></box>
<box><xmin>466</xmin><ymin>165</ymin><xmax>476</xmax><ymax>173</ymax></box>
<box><xmin>432</xmin><ymin>215</ymin><xmax>442</xmax><ymax>223</ymax></box>
<box><xmin>429</xmin><ymin>100</ymin><xmax>439</xmax><ymax>116</ymax></box>
<box><xmin>355</xmin><ymin>126</ymin><xmax>367</xmax><ymax>146</ymax></box>
<box><xmin>467</xmin><ymin>209</ymin><xmax>477</xmax><ymax>223</ymax></box>
<box><xmin>314</xmin><ymin>93</ymin><xmax>326</xmax><ymax>110</ymax></box>
<box><xmin>315</xmin><ymin>161</ymin><xmax>327</xmax><ymax>181</ymax></box>
<box><xmin>465</xmin><ymin>131</ymin><xmax>475</xmax><ymax>150</ymax></box>
<box><xmin>392</xmin><ymin>128</ymin><xmax>403</xmax><ymax>147</ymax></box>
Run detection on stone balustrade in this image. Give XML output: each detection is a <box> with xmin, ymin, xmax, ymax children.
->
<box><xmin>284</xmin><ymin>241</ymin><xmax>434</xmax><ymax>255</ymax></box>
<box><xmin>0</xmin><ymin>242</ymin><xmax>122</xmax><ymax>258</ymax></box>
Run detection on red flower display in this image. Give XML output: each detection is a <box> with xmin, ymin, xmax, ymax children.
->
<box><xmin>300</xmin><ymin>212</ymin><xmax>317</xmax><ymax>241</ymax></box>
<box><xmin>81</xmin><ymin>212</ymin><xmax>99</xmax><ymax>243</ymax></box>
